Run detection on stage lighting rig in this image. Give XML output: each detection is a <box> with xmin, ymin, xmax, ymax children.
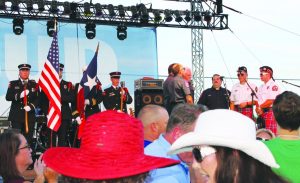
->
<box><xmin>174</xmin><ymin>10</ymin><xmax>183</xmax><ymax>22</ymax></box>
<box><xmin>11</xmin><ymin>0</ymin><xmax>19</xmax><ymax>11</ymax></box>
<box><xmin>193</xmin><ymin>11</ymin><xmax>201</xmax><ymax>22</ymax></box>
<box><xmin>12</xmin><ymin>18</ymin><xmax>24</xmax><ymax>35</ymax></box>
<box><xmin>139</xmin><ymin>4</ymin><xmax>149</xmax><ymax>24</ymax></box>
<box><xmin>47</xmin><ymin>20</ymin><xmax>56</xmax><ymax>37</ymax></box>
<box><xmin>26</xmin><ymin>0</ymin><xmax>33</xmax><ymax>12</ymax></box>
<box><xmin>108</xmin><ymin>4</ymin><xmax>115</xmax><ymax>17</ymax></box>
<box><xmin>0</xmin><ymin>0</ymin><xmax>6</xmax><ymax>10</ymax></box>
<box><xmin>49</xmin><ymin>0</ymin><xmax>58</xmax><ymax>14</ymax></box>
<box><xmin>37</xmin><ymin>0</ymin><xmax>45</xmax><ymax>12</ymax></box>
<box><xmin>164</xmin><ymin>9</ymin><xmax>173</xmax><ymax>22</ymax></box>
<box><xmin>95</xmin><ymin>3</ymin><xmax>102</xmax><ymax>16</ymax></box>
<box><xmin>153</xmin><ymin>10</ymin><xmax>162</xmax><ymax>23</ymax></box>
<box><xmin>184</xmin><ymin>10</ymin><xmax>191</xmax><ymax>22</ymax></box>
<box><xmin>118</xmin><ymin>5</ymin><xmax>125</xmax><ymax>17</ymax></box>
<box><xmin>130</xmin><ymin>5</ymin><xmax>138</xmax><ymax>19</ymax></box>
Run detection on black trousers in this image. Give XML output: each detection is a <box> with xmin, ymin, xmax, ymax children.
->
<box><xmin>12</xmin><ymin>119</ymin><xmax>35</xmax><ymax>145</ymax></box>
<box><xmin>47</xmin><ymin>119</ymin><xmax>71</xmax><ymax>147</ymax></box>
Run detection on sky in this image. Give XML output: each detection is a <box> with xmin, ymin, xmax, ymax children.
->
<box><xmin>95</xmin><ymin>0</ymin><xmax>300</xmax><ymax>98</ymax></box>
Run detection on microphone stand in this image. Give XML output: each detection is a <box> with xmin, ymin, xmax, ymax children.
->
<box><xmin>282</xmin><ymin>80</ymin><xmax>300</xmax><ymax>88</ymax></box>
<box><xmin>245</xmin><ymin>80</ymin><xmax>258</xmax><ymax>120</ymax></box>
<box><xmin>222</xmin><ymin>78</ymin><xmax>231</xmax><ymax>109</ymax></box>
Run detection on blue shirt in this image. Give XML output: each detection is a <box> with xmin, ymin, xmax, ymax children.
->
<box><xmin>144</xmin><ymin>134</ymin><xmax>190</xmax><ymax>183</ymax></box>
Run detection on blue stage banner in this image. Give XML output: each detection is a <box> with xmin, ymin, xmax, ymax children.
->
<box><xmin>0</xmin><ymin>18</ymin><xmax>158</xmax><ymax>115</ymax></box>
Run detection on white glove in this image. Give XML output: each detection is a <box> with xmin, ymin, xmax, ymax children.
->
<box><xmin>84</xmin><ymin>99</ymin><xmax>90</xmax><ymax>105</ymax></box>
<box><xmin>76</xmin><ymin>117</ymin><xmax>82</xmax><ymax>125</ymax></box>
<box><xmin>20</xmin><ymin>90</ymin><xmax>29</xmax><ymax>98</ymax></box>
<box><xmin>24</xmin><ymin>106</ymin><xmax>31</xmax><ymax>112</ymax></box>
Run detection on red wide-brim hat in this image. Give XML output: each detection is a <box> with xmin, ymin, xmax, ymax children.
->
<box><xmin>43</xmin><ymin>111</ymin><xmax>179</xmax><ymax>180</ymax></box>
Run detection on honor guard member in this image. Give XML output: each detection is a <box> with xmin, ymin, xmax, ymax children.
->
<box><xmin>230</xmin><ymin>66</ymin><xmax>258</xmax><ymax>119</ymax></box>
<box><xmin>103</xmin><ymin>72</ymin><xmax>133</xmax><ymax>113</ymax></box>
<box><xmin>197</xmin><ymin>74</ymin><xmax>231</xmax><ymax>110</ymax></box>
<box><xmin>40</xmin><ymin>64</ymin><xmax>75</xmax><ymax>147</ymax></box>
<box><xmin>256</xmin><ymin>66</ymin><xmax>281</xmax><ymax>135</ymax></box>
<box><xmin>73</xmin><ymin>66</ymin><xmax>103</xmax><ymax>120</ymax></box>
<box><xmin>5</xmin><ymin>64</ymin><xmax>39</xmax><ymax>145</ymax></box>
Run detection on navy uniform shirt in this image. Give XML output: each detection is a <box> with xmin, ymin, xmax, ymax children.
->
<box><xmin>197</xmin><ymin>87</ymin><xmax>231</xmax><ymax>110</ymax></box>
<box><xmin>103</xmin><ymin>86</ymin><xmax>132</xmax><ymax>113</ymax></box>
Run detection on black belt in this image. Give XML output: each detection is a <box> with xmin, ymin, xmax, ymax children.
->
<box><xmin>262</xmin><ymin>108</ymin><xmax>272</xmax><ymax>112</ymax></box>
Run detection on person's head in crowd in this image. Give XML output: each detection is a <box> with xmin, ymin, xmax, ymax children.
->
<box><xmin>137</xmin><ymin>104</ymin><xmax>169</xmax><ymax>145</ymax></box>
<box><xmin>273</xmin><ymin>91</ymin><xmax>300</xmax><ymax>132</ymax></box>
<box><xmin>109</xmin><ymin>71</ymin><xmax>121</xmax><ymax>87</ymax></box>
<box><xmin>59</xmin><ymin>63</ymin><xmax>64</xmax><ymax>79</ymax></box>
<box><xmin>168</xmin><ymin>63</ymin><xmax>176</xmax><ymax>77</ymax></box>
<box><xmin>43</xmin><ymin>111</ymin><xmax>179</xmax><ymax>182</ymax></box>
<box><xmin>169</xmin><ymin>109</ymin><xmax>289</xmax><ymax>183</ymax></box>
<box><xmin>256</xmin><ymin>128</ymin><xmax>275</xmax><ymax>141</ymax></box>
<box><xmin>237</xmin><ymin>66</ymin><xmax>248</xmax><ymax>84</ymax></box>
<box><xmin>18</xmin><ymin>63</ymin><xmax>31</xmax><ymax>80</ymax></box>
<box><xmin>172</xmin><ymin>63</ymin><xmax>185</xmax><ymax>77</ymax></box>
<box><xmin>211</xmin><ymin>74</ymin><xmax>222</xmax><ymax>89</ymax></box>
<box><xmin>0</xmin><ymin>129</ymin><xmax>33</xmax><ymax>181</ymax></box>
<box><xmin>165</xmin><ymin>104</ymin><xmax>205</xmax><ymax>164</ymax></box>
<box><xmin>260</xmin><ymin>66</ymin><xmax>273</xmax><ymax>83</ymax></box>
<box><xmin>183</xmin><ymin>67</ymin><xmax>192</xmax><ymax>82</ymax></box>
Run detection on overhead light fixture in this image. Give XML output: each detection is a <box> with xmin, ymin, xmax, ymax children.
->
<box><xmin>70</xmin><ymin>2</ymin><xmax>77</xmax><ymax>19</ymax></box>
<box><xmin>203</xmin><ymin>11</ymin><xmax>212</xmax><ymax>23</ymax></box>
<box><xmin>83</xmin><ymin>2</ymin><xmax>91</xmax><ymax>16</ymax></box>
<box><xmin>49</xmin><ymin>0</ymin><xmax>58</xmax><ymax>13</ymax></box>
<box><xmin>118</xmin><ymin>5</ymin><xmax>125</xmax><ymax>17</ymax></box>
<box><xmin>47</xmin><ymin>20</ymin><xmax>56</xmax><ymax>37</ymax></box>
<box><xmin>164</xmin><ymin>9</ymin><xmax>173</xmax><ymax>22</ymax></box>
<box><xmin>193</xmin><ymin>11</ymin><xmax>201</xmax><ymax>22</ymax></box>
<box><xmin>174</xmin><ymin>10</ymin><xmax>183</xmax><ymax>22</ymax></box>
<box><xmin>108</xmin><ymin>4</ymin><xmax>115</xmax><ymax>17</ymax></box>
<box><xmin>184</xmin><ymin>10</ymin><xmax>191</xmax><ymax>22</ymax></box>
<box><xmin>11</xmin><ymin>0</ymin><xmax>19</xmax><ymax>11</ymax></box>
<box><xmin>26</xmin><ymin>0</ymin><xmax>33</xmax><ymax>12</ymax></box>
<box><xmin>0</xmin><ymin>0</ymin><xmax>6</xmax><ymax>10</ymax></box>
<box><xmin>117</xmin><ymin>24</ymin><xmax>127</xmax><ymax>40</ymax></box>
<box><xmin>85</xmin><ymin>22</ymin><xmax>96</xmax><ymax>39</ymax></box>
<box><xmin>63</xmin><ymin>1</ymin><xmax>71</xmax><ymax>14</ymax></box>
<box><xmin>37</xmin><ymin>0</ymin><xmax>45</xmax><ymax>12</ymax></box>
<box><xmin>130</xmin><ymin>5</ymin><xmax>138</xmax><ymax>19</ymax></box>
<box><xmin>153</xmin><ymin>10</ymin><xmax>162</xmax><ymax>23</ymax></box>
<box><xmin>95</xmin><ymin>3</ymin><xmax>102</xmax><ymax>16</ymax></box>
<box><xmin>139</xmin><ymin>4</ymin><xmax>148</xmax><ymax>23</ymax></box>
<box><xmin>12</xmin><ymin>18</ymin><xmax>24</xmax><ymax>35</ymax></box>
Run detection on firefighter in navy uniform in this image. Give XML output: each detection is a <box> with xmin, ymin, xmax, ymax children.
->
<box><xmin>103</xmin><ymin>72</ymin><xmax>132</xmax><ymax>113</ymax></box>
<box><xmin>5</xmin><ymin>64</ymin><xmax>39</xmax><ymax>144</ymax></box>
<box><xmin>40</xmin><ymin>64</ymin><xmax>75</xmax><ymax>147</ymax></box>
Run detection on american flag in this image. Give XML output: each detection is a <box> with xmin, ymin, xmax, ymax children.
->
<box><xmin>77</xmin><ymin>43</ymin><xmax>99</xmax><ymax>138</ymax></box>
<box><xmin>38</xmin><ymin>32</ymin><xmax>61</xmax><ymax>131</ymax></box>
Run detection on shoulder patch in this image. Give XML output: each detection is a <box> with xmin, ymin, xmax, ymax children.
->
<box><xmin>272</xmin><ymin>85</ymin><xmax>278</xmax><ymax>91</ymax></box>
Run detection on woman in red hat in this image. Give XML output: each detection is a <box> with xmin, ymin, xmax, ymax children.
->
<box><xmin>43</xmin><ymin>111</ymin><xmax>179</xmax><ymax>182</ymax></box>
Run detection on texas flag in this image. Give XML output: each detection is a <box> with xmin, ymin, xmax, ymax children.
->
<box><xmin>77</xmin><ymin>43</ymin><xmax>99</xmax><ymax>138</ymax></box>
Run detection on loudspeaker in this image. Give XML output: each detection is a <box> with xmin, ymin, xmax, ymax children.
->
<box><xmin>134</xmin><ymin>89</ymin><xmax>164</xmax><ymax>117</ymax></box>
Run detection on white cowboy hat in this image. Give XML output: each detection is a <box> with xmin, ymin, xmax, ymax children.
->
<box><xmin>168</xmin><ymin>109</ymin><xmax>279</xmax><ymax>168</ymax></box>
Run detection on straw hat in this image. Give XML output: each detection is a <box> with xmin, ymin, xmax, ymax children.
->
<box><xmin>168</xmin><ymin>109</ymin><xmax>279</xmax><ymax>168</ymax></box>
<box><xmin>43</xmin><ymin>111</ymin><xmax>179</xmax><ymax>180</ymax></box>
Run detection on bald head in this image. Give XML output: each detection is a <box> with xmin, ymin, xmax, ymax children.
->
<box><xmin>183</xmin><ymin>67</ymin><xmax>192</xmax><ymax>81</ymax></box>
<box><xmin>137</xmin><ymin>104</ymin><xmax>169</xmax><ymax>142</ymax></box>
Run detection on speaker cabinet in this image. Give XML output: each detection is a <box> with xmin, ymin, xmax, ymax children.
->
<box><xmin>134</xmin><ymin>89</ymin><xmax>164</xmax><ymax>117</ymax></box>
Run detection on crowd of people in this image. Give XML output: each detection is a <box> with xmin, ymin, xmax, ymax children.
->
<box><xmin>0</xmin><ymin>62</ymin><xmax>299</xmax><ymax>183</ymax></box>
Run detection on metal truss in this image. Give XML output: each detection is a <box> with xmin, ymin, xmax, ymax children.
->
<box><xmin>0</xmin><ymin>0</ymin><xmax>228</xmax><ymax>29</ymax></box>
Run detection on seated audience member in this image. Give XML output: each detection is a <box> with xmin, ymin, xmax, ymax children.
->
<box><xmin>145</xmin><ymin>104</ymin><xmax>205</xmax><ymax>183</ymax></box>
<box><xmin>256</xmin><ymin>128</ymin><xmax>275</xmax><ymax>141</ymax></box>
<box><xmin>169</xmin><ymin>109</ymin><xmax>289</xmax><ymax>183</ymax></box>
<box><xmin>137</xmin><ymin>104</ymin><xmax>169</xmax><ymax>147</ymax></box>
<box><xmin>42</xmin><ymin>111</ymin><xmax>179</xmax><ymax>182</ymax></box>
<box><xmin>0</xmin><ymin>130</ymin><xmax>45</xmax><ymax>183</ymax></box>
<box><xmin>265</xmin><ymin>91</ymin><xmax>300</xmax><ymax>183</ymax></box>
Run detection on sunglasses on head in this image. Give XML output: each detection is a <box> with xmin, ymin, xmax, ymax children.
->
<box><xmin>192</xmin><ymin>146</ymin><xmax>216</xmax><ymax>163</ymax></box>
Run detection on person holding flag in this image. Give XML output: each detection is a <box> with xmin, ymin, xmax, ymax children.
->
<box><xmin>5</xmin><ymin>64</ymin><xmax>39</xmax><ymax>145</ymax></box>
<box><xmin>72</xmin><ymin>43</ymin><xmax>102</xmax><ymax>141</ymax></box>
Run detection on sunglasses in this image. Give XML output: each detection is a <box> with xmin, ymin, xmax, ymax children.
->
<box><xmin>260</xmin><ymin>72</ymin><xmax>268</xmax><ymax>76</ymax></box>
<box><xmin>192</xmin><ymin>146</ymin><xmax>216</xmax><ymax>163</ymax></box>
<box><xmin>256</xmin><ymin>137</ymin><xmax>269</xmax><ymax>141</ymax></box>
<box><xmin>237</xmin><ymin>73</ymin><xmax>245</xmax><ymax>77</ymax></box>
<box><xmin>18</xmin><ymin>144</ymin><xmax>31</xmax><ymax>150</ymax></box>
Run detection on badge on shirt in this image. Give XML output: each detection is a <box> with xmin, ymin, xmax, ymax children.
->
<box><xmin>272</xmin><ymin>86</ymin><xmax>278</xmax><ymax>91</ymax></box>
<box><xmin>109</xmin><ymin>92</ymin><xmax>115</xmax><ymax>97</ymax></box>
<box><xmin>15</xmin><ymin>86</ymin><xmax>20</xmax><ymax>89</ymax></box>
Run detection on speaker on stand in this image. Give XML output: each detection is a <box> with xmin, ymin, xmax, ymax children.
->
<box><xmin>134</xmin><ymin>79</ymin><xmax>164</xmax><ymax>117</ymax></box>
